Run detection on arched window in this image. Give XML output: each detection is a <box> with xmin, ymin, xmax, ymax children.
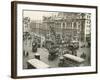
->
<box><xmin>63</xmin><ymin>23</ymin><xmax>65</xmax><ymax>28</ymax></box>
<box><xmin>73</xmin><ymin>22</ymin><xmax>77</xmax><ymax>29</ymax></box>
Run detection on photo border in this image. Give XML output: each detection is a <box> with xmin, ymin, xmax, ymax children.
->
<box><xmin>11</xmin><ymin>1</ymin><xmax>98</xmax><ymax>78</ymax></box>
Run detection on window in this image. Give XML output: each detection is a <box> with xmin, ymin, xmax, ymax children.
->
<box><xmin>63</xmin><ymin>23</ymin><xmax>65</xmax><ymax>28</ymax></box>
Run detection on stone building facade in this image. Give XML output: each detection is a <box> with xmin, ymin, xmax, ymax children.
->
<box><xmin>23</xmin><ymin>17</ymin><xmax>31</xmax><ymax>33</ymax></box>
<box><xmin>29</xmin><ymin>12</ymin><xmax>91</xmax><ymax>42</ymax></box>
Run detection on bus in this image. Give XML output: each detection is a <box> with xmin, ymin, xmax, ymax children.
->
<box><xmin>27</xmin><ymin>59</ymin><xmax>50</xmax><ymax>69</ymax></box>
<box><xmin>63</xmin><ymin>54</ymin><xmax>85</xmax><ymax>67</ymax></box>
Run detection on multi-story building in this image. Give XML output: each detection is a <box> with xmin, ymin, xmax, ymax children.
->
<box><xmin>79</xmin><ymin>13</ymin><xmax>91</xmax><ymax>42</ymax></box>
<box><xmin>84</xmin><ymin>13</ymin><xmax>91</xmax><ymax>42</ymax></box>
<box><xmin>42</xmin><ymin>12</ymin><xmax>91</xmax><ymax>42</ymax></box>
<box><xmin>23</xmin><ymin>17</ymin><xmax>31</xmax><ymax>33</ymax></box>
<box><xmin>42</xmin><ymin>12</ymin><xmax>82</xmax><ymax>42</ymax></box>
<box><xmin>30</xmin><ymin>20</ymin><xmax>42</xmax><ymax>35</ymax></box>
<box><xmin>29</xmin><ymin>12</ymin><xmax>91</xmax><ymax>42</ymax></box>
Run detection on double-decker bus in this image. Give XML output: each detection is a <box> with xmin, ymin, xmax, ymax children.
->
<box><xmin>63</xmin><ymin>54</ymin><xmax>85</xmax><ymax>67</ymax></box>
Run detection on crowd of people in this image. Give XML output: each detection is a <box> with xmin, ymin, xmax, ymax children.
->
<box><xmin>23</xmin><ymin>31</ymin><xmax>90</xmax><ymax>61</ymax></box>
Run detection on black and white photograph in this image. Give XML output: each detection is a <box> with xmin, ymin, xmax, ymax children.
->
<box><xmin>23</xmin><ymin>11</ymin><xmax>91</xmax><ymax>69</ymax></box>
<box><xmin>11</xmin><ymin>1</ymin><xmax>97</xmax><ymax>78</ymax></box>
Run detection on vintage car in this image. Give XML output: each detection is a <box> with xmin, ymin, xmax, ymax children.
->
<box><xmin>68</xmin><ymin>40</ymin><xmax>79</xmax><ymax>49</ymax></box>
<box><xmin>48</xmin><ymin>45</ymin><xmax>59</xmax><ymax>60</ymax></box>
<box><xmin>44</xmin><ymin>39</ymin><xmax>54</xmax><ymax>50</ymax></box>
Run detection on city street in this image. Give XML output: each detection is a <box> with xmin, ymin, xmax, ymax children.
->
<box><xmin>23</xmin><ymin>39</ymin><xmax>91</xmax><ymax>69</ymax></box>
<box><xmin>23</xmin><ymin>12</ymin><xmax>91</xmax><ymax>69</ymax></box>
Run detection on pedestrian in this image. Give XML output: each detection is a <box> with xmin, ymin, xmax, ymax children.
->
<box><xmin>26</xmin><ymin>52</ymin><xmax>29</xmax><ymax>57</ymax></box>
<box><xmin>80</xmin><ymin>52</ymin><xmax>86</xmax><ymax>59</ymax></box>
<box><xmin>23</xmin><ymin>50</ymin><xmax>25</xmax><ymax>56</ymax></box>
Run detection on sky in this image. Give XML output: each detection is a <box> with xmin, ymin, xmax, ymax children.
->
<box><xmin>23</xmin><ymin>10</ymin><xmax>58</xmax><ymax>20</ymax></box>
